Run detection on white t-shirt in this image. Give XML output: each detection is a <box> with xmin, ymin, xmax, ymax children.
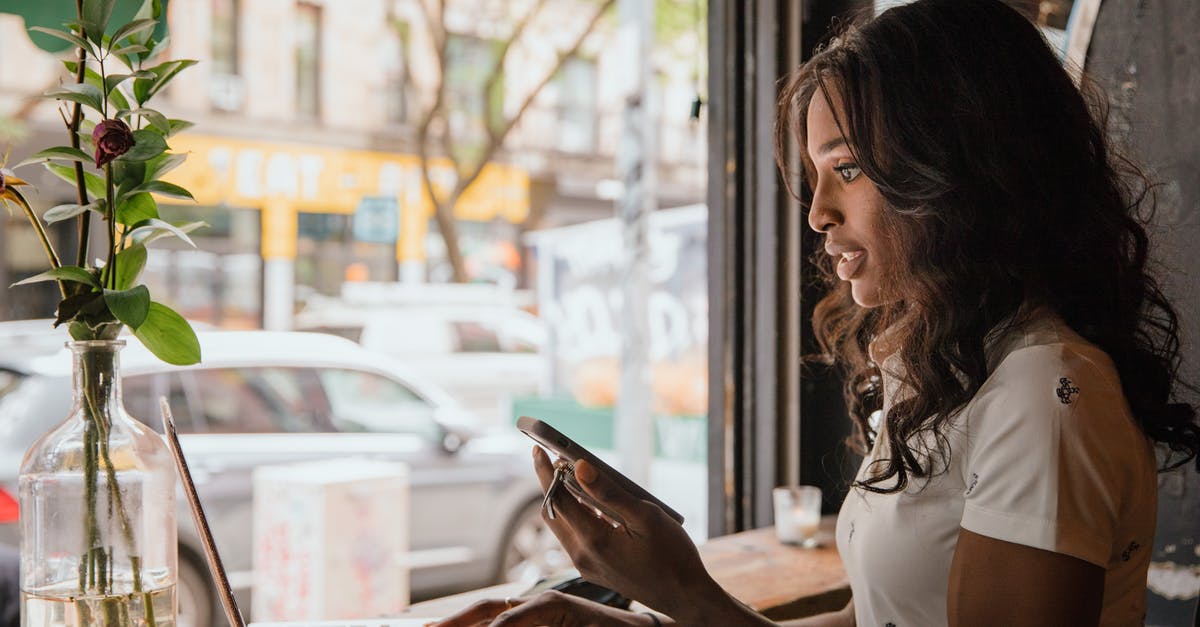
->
<box><xmin>835</xmin><ymin>312</ymin><xmax>1157</xmax><ymax>627</ymax></box>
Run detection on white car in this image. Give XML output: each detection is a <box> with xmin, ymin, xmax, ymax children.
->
<box><xmin>0</xmin><ymin>331</ymin><xmax>565</xmax><ymax>627</ymax></box>
<box><xmin>296</xmin><ymin>306</ymin><xmax>551</xmax><ymax>430</ymax></box>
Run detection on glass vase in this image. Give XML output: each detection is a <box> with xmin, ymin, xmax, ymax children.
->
<box><xmin>18</xmin><ymin>340</ymin><xmax>177</xmax><ymax>626</ymax></box>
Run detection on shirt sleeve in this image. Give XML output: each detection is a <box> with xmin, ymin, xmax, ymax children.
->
<box><xmin>959</xmin><ymin>343</ymin><xmax>1134</xmax><ymax>567</ymax></box>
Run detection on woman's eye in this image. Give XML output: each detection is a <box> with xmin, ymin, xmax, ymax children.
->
<box><xmin>833</xmin><ymin>164</ymin><xmax>861</xmax><ymax>183</ymax></box>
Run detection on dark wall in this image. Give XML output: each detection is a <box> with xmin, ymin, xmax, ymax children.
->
<box><xmin>1085</xmin><ymin>1</ymin><xmax>1200</xmax><ymax>624</ymax></box>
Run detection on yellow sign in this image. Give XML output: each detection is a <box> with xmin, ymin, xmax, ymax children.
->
<box><xmin>164</xmin><ymin>135</ymin><xmax>530</xmax><ymax>260</ymax></box>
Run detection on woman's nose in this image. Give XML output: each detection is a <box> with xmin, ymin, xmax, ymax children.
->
<box><xmin>807</xmin><ymin>198</ymin><xmax>841</xmax><ymax>233</ymax></box>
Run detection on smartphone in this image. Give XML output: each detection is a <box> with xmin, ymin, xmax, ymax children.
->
<box><xmin>516</xmin><ymin>415</ymin><xmax>685</xmax><ymax>525</ymax></box>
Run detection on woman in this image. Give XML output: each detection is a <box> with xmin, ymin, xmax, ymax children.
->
<box><xmin>435</xmin><ymin>0</ymin><xmax>1199</xmax><ymax>625</ymax></box>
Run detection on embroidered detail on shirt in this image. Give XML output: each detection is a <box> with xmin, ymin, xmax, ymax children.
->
<box><xmin>1121</xmin><ymin>540</ymin><xmax>1141</xmax><ymax>562</ymax></box>
<box><xmin>965</xmin><ymin>472</ymin><xmax>979</xmax><ymax>496</ymax></box>
<box><xmin>1056</xmin><ymin>377</ymin><xmax>1080</xmax><ymax>404</ymax></box>
<box><xmin>884</xmin><ymin>622</ymin><xmax>897</xmax><ymax>627</ymax></box>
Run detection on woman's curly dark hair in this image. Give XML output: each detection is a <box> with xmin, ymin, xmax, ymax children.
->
<box><xmin>776</xmin><ymin>0</ymin><xmax>1199</xmax><ymax>494</ymax></box>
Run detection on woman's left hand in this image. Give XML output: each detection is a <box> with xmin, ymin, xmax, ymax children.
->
<box><xmin>427</xmin><ymin>590</ymin><xmax>660</xmax><ymax>626</ymax></box>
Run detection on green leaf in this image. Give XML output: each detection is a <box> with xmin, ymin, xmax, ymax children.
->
<box><xmin>43</xmin><ymin>200</ymin><xmax>104</xmax><ymax>224</ymax></box>
<box><xmin>108</xmin><ymin>86</ymin><xmax>132</xmax><ymax>112</ymax></box>
<box><xmin>115</xmin><ymin>193</ymin><xmax>158</xmax><ymax>225</ymax></box>
<box><xmin>113</xmin><ymin>160</ymin><xmax>146</xmax><ymax>192</ymax></box>
<box><xmin>12</xmin><ymin>265</ymin><xmax>100</xmax><ymax>288</ymax></box>
<box><xmin>132</xmin><ymin>59</ymin><xmax>198</xmax><ymax>103</ymax></box>
<box><xmin>135</xmin><ymin>220</ymin><xmax>206</xmax><ymax>246</ymax></box>
<box><xmin>104</xmin><ymin>72</ymin><xmax>152</xmax><ymax>96</ymax></box>
<box><xmin>165</xmin><ymin>119</ymin><xmax>194</xmax><ymax>137</ymax></box>
<box><xmin>104</xmin><ymin>285</ymin><xmax>150</xmax><ymax>329</ymax></box>
<box><xmin>144</xmin><ymin>35</ymin><xmax>171</xmax><ymax>61</ymax></box>
<box><xmin>126</xmin><ymin>180</ymin><xmax>194</xmax><ymax>201</ymax></box>
<box><xmin>47</xmin><ymin>163</ymin><xmax>106</xmax><ymax>198</ymax></box>
<box><xmin>113</xmin><ymin>244</ymin><xmax>147</xmax><ymax>290</ymax></box>
<box><xmin>134</xmin><ymin>302</ymin><xmax>201</xmax><ymax>365</ymax></box>
<box><xmin>118</xmin><ymin>129</ymin><xmax>168</xmax><ymax>162</ymax></box>
<box><xmin>29</xmin><ymin>27</ymin><xmax>97</xmax><ymax>57</ymax></box>
<box><xmin>127</xmin><ymin>218</ymin><xmax>198</xmax><ymax>247</ymax></box>
<box><xmin>16</xmin><ymin>146</ymin><xmax>93</xmax><ymax>168</ymax></box>
<box><xmin>109</xmin><ymin>18</ymin><xmax>158</xmax><ymax>46</ymax></box>
<box><xmin>81</xmin><ymin>0</ymin><xmax>118</xmax><ymax>44</ymax></box>
<box><xmin>45</xmin><ymin>84</ymin><xmax>104</xmax><ymax>114</ymax></box>
<box><xmin>118</xmin><ymin>108</ymin><xmax>170</xmax><ymax>134</ymax></box>
<box><xmin>131</xmin><ymin>0</ymin><xmax>164</xmax><ymax>50</ymax></box>
<box><xmin>110</xmin><ymin>44</ymin><xmax>151</xmax><ymax>57</ymax></box>
<box><xmin>144</xmin><ymin>152</ymin><xmax>187</xmax><ymax>181</ymax></box>
<box><xmin>68</xmin><ymin>320</ymin><xmax>94</xmax><ymax>341</ymax></box>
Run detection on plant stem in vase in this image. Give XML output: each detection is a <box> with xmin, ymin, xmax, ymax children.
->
<box><xmin>19</xmin><ymin>341</ymin><xmax>177</xmax><ymax>626</ymax></box>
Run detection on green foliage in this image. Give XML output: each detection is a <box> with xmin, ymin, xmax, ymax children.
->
<box><xmin>103</xmin><ymin>285</ymin><xmax>150</xmax><ymax>329</ymax></box>
<box><xmin>12</xmin><ymin>266</ymin><xmax>100</xmax><ymax>289</ymax></box>
<box><xmin>4</xmin><ymin>0</ymin><xmax>201</xmax><ymax>364</ymax></box>
<box><xmin>134</xmin><ymin>302</ymin><xmax>201</xmax><ymax>365</ymax></box>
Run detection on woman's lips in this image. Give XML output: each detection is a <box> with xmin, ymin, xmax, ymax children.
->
<box><xmin>836</xmin><ymin>250</ymin><xmax>867</xmax><ymax>280</ymax></box>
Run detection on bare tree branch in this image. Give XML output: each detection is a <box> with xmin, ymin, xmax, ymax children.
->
<box><xmin>478</xmin><ymin>0</ymin><xmax>549</xmax><ymax>139</ymax></box>
<box><xmin>453</xmin><ymin>0</ymin><xmax>615</xmax><ymax>199</ymax></box>
<box><xmin>415</xmin><ymin>0</ymin><xmax>616</xmax><ymax>282</ymax></box>
<box><xmin>415</xmin><ymin>0</ymin><xmax>468</xmax><ymax>281</ymax></box>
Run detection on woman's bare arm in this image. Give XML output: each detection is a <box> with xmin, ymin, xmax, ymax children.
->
<box><xmin>948</xmin><ymin>529</ymin><xmax>1103</xmax><ymax>626</ymax></box>
<box><xmin>657</xmin><ymin>594</ymin><xmax>854</xmax><ymax>627</ymax></box>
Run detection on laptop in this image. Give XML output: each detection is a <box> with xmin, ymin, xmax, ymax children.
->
<box><xmin>159</xmin><ymin>399</ymin><xmax>443</xmax><ymax>627</ymax></box>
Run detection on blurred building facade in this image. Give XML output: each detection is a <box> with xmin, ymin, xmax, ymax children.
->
<box><xmin>0</xmin><ymin>0</ymin><xmax>707</xmax><ymax>328</ymax></box>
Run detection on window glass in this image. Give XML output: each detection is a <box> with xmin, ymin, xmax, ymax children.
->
<box><xmin>382</xmin><ymin>20</ymin><xmax>412</xmax><ymax>124</ymax></box>
<box><xmin>190</xmin><ymin>367</ymin><xmax>328</xmax><ymax>434</ymax></box>
<box><xmin>0</xmin><ymin>369</ymin><xmax>24</xmax><ymax>403</ymax></box>
<box><xmin>211</xmin><ymin>0</ymin><xmax>239</xmax><ymax>75</ymax></box>
<box><xmin>556</xmin><ymin>56</ymin><xmax>597</xmax><ymax>152</ymax></box>
<box><xmin>124</xmin><ymin>373</ymin><xmax>195</xmax><ymax>433</ymax></box>
<box><xmin>445</xmin><ymin>34</ymin><xmax>500</xmax><ymax>151</ymax></box>
<box><xmin>295</xmin><ymin>3</ymin><xmax>321</xmax><ymax>117</ymax></box>
<box><xmin>452</xmin><ymin>320</ymin><xmax>502</xmax><ymax>352</ymax></box>
<box><xmin>317</xmin><ymin>368</ymin><xmax>436</xmax><ymax>437</ymax></box>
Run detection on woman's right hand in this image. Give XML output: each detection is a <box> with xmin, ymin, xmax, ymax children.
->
<box><xmin>428</xmin><ymin>590</ymin><xmax>661</xmax><ymax>627</ymax></box>
<box><xmin>528</xmin><ymin>446</ymin><xmax>722</xmax><ymax>620</ymax></box>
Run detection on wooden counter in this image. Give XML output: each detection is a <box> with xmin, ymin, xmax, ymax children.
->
<box><xmin>406</xmin><ymin>518</ymin><xmax>849</xmax><ymax>621</ymax></box>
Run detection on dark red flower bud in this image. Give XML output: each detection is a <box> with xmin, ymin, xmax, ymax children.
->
<box><xmin>92</xmin><ymin>119</ymin><xmax>136</xmax><ymax>168</ymax></box>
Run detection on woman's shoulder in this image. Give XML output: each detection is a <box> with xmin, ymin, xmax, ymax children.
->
<box><xmin>966</xmin><ymin>312</ymin><xmax>1136</xmax><ymax>440</ymax></box>
<box><xmin>983</xmin><ymin>310</ymin><xmax>1122</xmax><ymax>398</ymax></box>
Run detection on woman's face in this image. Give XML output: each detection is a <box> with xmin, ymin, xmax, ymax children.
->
<box><xmin>805</xmin><ymin>87</ymin><xmax>893</xmax><ymax>308</ymax></box>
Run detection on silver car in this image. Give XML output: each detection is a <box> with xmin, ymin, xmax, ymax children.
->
<box><xmin>0</xmin><ymin>330</ymin><xmax>566</xmax><ymax>626</ymax></box>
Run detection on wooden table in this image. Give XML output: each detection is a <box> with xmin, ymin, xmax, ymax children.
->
<box><xmin>406</xmin><ymin>518</ymin><xmax>849</xmax><ymax>621</ymax></box>
<box><xmin>700</xmin><ymin>521</ymin><xmax>849</xmax><ymax>620</ymax></box>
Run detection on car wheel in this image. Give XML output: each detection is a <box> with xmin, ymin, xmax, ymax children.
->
<box><xmin>178</xmin><ymin>552</ymin><xmax>215</xmax><ymax>627</ymax></box>
<box><xmin>498</xmin><ymin>499</ymin><xmax>571</xmax><ymax>586</ymax></box>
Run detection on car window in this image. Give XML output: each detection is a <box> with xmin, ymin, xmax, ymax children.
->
<box><xmin>122</xmin><ymin>372</ymin><xmax>188</xmax><ymax>432</ymax></box>
<box><xmin>190</xmin><ymin>367</ymin><xmax>331</xmax><ymax>434</ymax></box>
<box><xmin>316</xmin><ymin>368</ymin><xmax>436</xmax><ymax>437</ymax></box>
<box><xmin>0</xmin><ymin>369</ymin><xmax>23</xmax><ymax>403</ymax></box>
<box><xmin>306</xmin><ymin>325</ymin><xmax>363</xmax><ymax>343</ymax></box>
<box><xmin>452</xmin><ymin>320</ymin><xmax>502</xmax><ymax>352</ymax></box>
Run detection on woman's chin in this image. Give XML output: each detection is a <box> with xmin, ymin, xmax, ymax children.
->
<box><xmin>850</xmin><ymin>280</ymin><xmax>884</xmax><ymax>308</ymax></box>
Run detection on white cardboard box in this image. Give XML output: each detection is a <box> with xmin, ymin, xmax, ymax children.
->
<box><xmin>252</xmin><ymin>459</ymin><xmax>411</xmax><ymax>622</ymax></box>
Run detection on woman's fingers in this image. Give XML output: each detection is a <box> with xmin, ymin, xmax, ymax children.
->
<box><xmin>532</xmin><ymin>445</ymin><xmax>556</xmax><ymax>492</ymax></box>
<box><xmin>426</xmin><ymin>597</ymin><xmax>521</xmax><ymax>627</ymax></box>
<box><xmin>572</xmin><ymin>459</ymin><xmax>657</xmax><ymax>526</ymax></box>
<box><xmin>487</xmin><ymin>590</ymin><xmax>590</xmax><ymax>627</ymax></box>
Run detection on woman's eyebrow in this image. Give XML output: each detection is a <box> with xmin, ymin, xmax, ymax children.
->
<box><xmin>817</xmin><ymin>137</ymin><xmax>848</xmax><ymax>155</ymax></box>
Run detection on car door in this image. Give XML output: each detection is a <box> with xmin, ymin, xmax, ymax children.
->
<box><xmin>125</xmin><ymin>365</ymin><xmax>416</xmax><ymax>586</ymax></box>
<box><xmin>312</xmin><ymin>366</ymin><xmax>518</xmax><ymax>572</ymax></box>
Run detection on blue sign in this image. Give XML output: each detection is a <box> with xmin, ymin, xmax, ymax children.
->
<box><xmin>353</xmin><ymin>196</ymin><xmax>400</xmax><ymax>244</ymax></box>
